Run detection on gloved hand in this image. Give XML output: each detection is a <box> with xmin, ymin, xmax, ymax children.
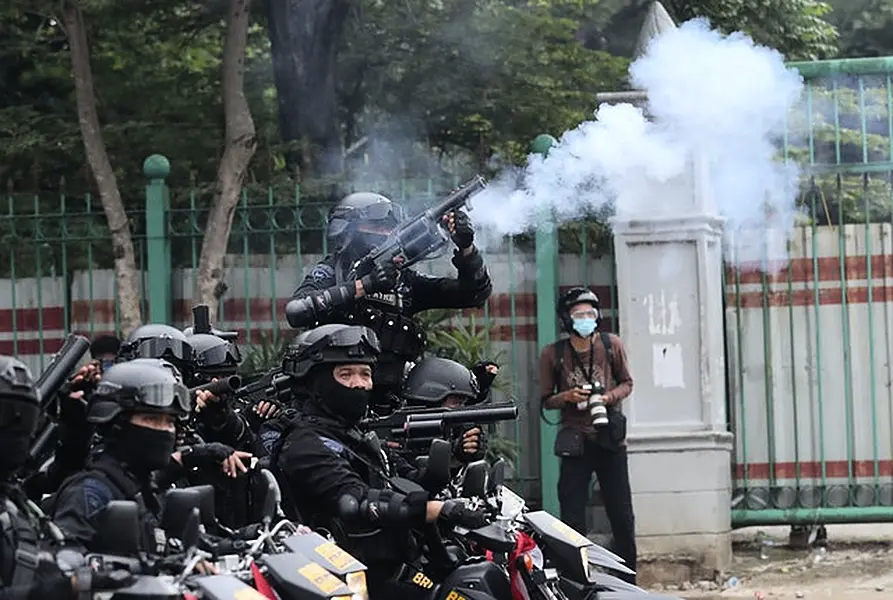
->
<box><xmin>471</xmin><ymin>361</ymin><xmax>499</xmax><ymax>402</ymax></box>
<box><xmin>181</xmin><ymin>442</ymin><xmax>236</xmax><ymax>469</ymax></box>
<box><xmin>451</xmin><ymin>426</ymin><xmax>486</xmax><ymax>462</ymax></box>
<box><xmin>447</xmin><ymin>210</ymin><xmax>474</xmax><ymax>250</ymax></box>
<box><xmin>360</xmin><ymin>259</ymin><xmax>398</xmax><ymax>294</ymax></box>
<box><xmin>439</xmin><ymin>498</ymin><xmax>489</xmax><ymax>530</ymax></box>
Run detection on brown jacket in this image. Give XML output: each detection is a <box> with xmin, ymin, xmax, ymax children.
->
<box><xmin>539</xmin><ymin>332</ymin><xmax>634</xmax><ymax>436</ymax></box>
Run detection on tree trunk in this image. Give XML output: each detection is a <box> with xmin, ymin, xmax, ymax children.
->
<box><xmin>266</xmin><ymin>0</ymin><xmax>351</xmax><ymax>178</ymax></box>
<box><xmin>62</xmin><ymin>0</ymin><xmax>143</xmax><ymax>336</ymax></box>
<box><xmin>193</xmin><ymin>0</ymin><xmax>258</xmax><ymax>317</ymax></box>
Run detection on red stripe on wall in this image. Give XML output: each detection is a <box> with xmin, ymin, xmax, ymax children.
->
<box><xmin>735</xmin><ymin>460</ymin><xmax>893</xmax><ymax>480</ymax></box>
<box><xmin>727</xmin><ymin>255</ymin><xmax>893</xmax><ymax>286</ymax></box>
<box><xmin>728</xmin><ymin>285</ymin><xmax>893</xmax><ymax>309</ymax></box>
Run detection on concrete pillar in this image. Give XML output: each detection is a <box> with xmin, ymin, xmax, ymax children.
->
<box><xmin>610</xmin><ymin>152</ymin><xmax>733</xmax><ymax>579</ymax></box>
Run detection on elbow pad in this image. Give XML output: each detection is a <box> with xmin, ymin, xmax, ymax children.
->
<box><xmin>338</xmin><ymin>489</ymin><xmax>428</xmax><ymax>526</ymax></box>
<box><xmin>285</xmin><ymin>284</ymin><xmax>355</xmax><ymax>328</ymax></box>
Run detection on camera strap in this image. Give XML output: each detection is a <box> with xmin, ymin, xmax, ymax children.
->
<box><xmin>568</xmin><ymin>338</ymin><xmax>596</xmax><ymax>386</ymax></box>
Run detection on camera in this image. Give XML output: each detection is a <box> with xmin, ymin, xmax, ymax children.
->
<box><xmin>577</xmin><ymin>382</ymin><xmax>609</xmax><ymax>427</ymax></box>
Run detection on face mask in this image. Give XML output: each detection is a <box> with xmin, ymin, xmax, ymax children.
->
<box><xmin>315</xmin><ymin>372</ymin><xmax>371</xmax><ymax>426</ymax></box>
<box><xmin>572</xmin><ymin>317</ymin><xmax>597</xmax><ymax>338</ymax></box>
<box><xmin>0</xmin><ymin>434</ymin><xmax>29</xmax><ymax>472</ymax></box>
<box><xmin>114</xmin><ymin>421</ymin><xmax>176</xmax><ymax>472</ymax></box>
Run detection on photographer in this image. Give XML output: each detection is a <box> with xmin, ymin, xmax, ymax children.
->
<box><xmin>539</xmin><ymin>287</ymin><xmax>637</xmax><ymax>584</ymax></box>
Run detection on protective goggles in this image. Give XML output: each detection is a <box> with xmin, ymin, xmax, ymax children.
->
<box><xmin>94</xmin><ymin>380</ymin><xmax>192</xmax><ymax>415</ymax></box>
<box><xmin>131</xmin><ymin>338</ymin><xmax>194</xmax><ymax>363</ymax></box>
<box><xmin>194</xmin><ymin>343</ymin><xmax>242</xmax><ymax>368</ymax></box>
<box><xmin>320</xmin><ymin>326</ymin><xmax>382</xmax><ymax>355</ymax></box>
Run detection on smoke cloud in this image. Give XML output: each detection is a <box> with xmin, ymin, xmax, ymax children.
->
<box><xmin>469</xmin><ymin>18</ymin><xmax>805</xmax><ymax>269</ymax></box>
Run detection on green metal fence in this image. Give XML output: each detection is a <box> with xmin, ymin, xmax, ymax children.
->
<box><xmin>728</xmin><ymin>57</ymin><xmax>893</xmax><ymax>527</ymax></box>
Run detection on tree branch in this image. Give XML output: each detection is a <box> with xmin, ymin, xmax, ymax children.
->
<box><xmin>193</xmin><ymin>0</ymin><xmax>257</xmax><ymax>314</ymax></box>
<box><xmin>61</xmin><ymin>0</ymin><xmax>143</xmax><ymax>335</ymax></box>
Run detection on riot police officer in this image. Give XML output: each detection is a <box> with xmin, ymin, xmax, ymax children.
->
<box><xmin>400</xmin><ymin>356</ymin><xmax>488</xmax><ymax>463</ymax></box>
<box><xmin>269</xmin><ymin>324</ymin><xmax>488</xmax><ymax>599</ymax></box>
<box><xmin>284</xmin><ymin>192</ymin><xmax>492</xmax><ymax>413</ymax></box>
<box><xmin>47</xmin><ymin>358</ymin><xmax>192</xmax><ymax>553</ymax></box>
<box><xmin>0</xmin><ymin>355</ymin><xmax>120</xmax><ymax>599</ymax></box>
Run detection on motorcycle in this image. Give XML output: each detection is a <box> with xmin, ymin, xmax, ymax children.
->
<box><xmin>441</xmin><ymin>457</ymin><xmax>685</xmax><ymax>600</ymax></box>
<box><xmin>58</xmin><ymin>468</ymin><xmax>370</xmax><ymax>600</ymax></box>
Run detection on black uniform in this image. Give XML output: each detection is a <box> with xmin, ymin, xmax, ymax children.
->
<box><xmin>291</xmin><ymin>250</ymin><xmax>491</xmax><ymax>397</ymax></box>
<box><xmin>0</xmin><ymin>356</ymin><xmax>77</xmax><ymax>600</ymax></box>
<box><xmin>285</xmin><ymin>191</ymin><xmax>492</xmax><ymax>411</ymax></box>
<box><xmin>267</xmin><ymin>324</ymin><xmax>488</xmax><ymax>599</ymax></box>
<box><xmin>46</xmin><ymin>358</ymin><xmax>191</xmax><ymax>556</ymax></box>
<box><xmin>47</xmin><ymin>453</ymin><xmax>165</xmax><ymax>554</ymax></box>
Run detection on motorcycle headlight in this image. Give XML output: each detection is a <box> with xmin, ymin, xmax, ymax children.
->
<box><xmin>346</xmin><ymin>570</ymin><xmax>369</xmax><ymax>600</ymax></box>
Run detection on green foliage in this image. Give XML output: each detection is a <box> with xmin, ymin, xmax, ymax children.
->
<box><xmin>238</xmin><ymin>331</ymin><xmax>293</xmax><ymax>377</ymax></box>
<box><xmin>827</xmin><ymin>0</ymin><xmax>893</xmax><ymax>58</ymax></box>
<box><xmin>339</xmin><ymin>0</ymin><xmax>630</xmax><ymax>173</ymax></box>
<box><xmin>662</xmin><ymin>0</ymin><xmax>839</xmax><ymax>60</ymax></box>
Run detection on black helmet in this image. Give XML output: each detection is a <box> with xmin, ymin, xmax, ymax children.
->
<box><xmin>402</xmin><ymin>357</ymin><xmax>480</xmax><ymax>408</ymax></box>
<box><xmin>87</xmin><ymin>358</ymin><xmax>191</xmax><ymax>424</ymax></box>
<box><xmin>0</xmin><ymin>355</ymin><xmax>40</xmax><ymax>436</ymax></box>
<box><xmin>558</xmin><ymin>287</ymin><xmax>601</xmax><ymax>333</ymax></box>
<box><xmin>119</xmin><ymin>324</ymin><xmax>194</xmax><ymax>367</ymax></box>
<box><xmin>327</xmin><ymin>192</ymin><xmax>400</xmax><ymax>256</ymax></box>
<box><xmin>188</xmin><ymin>333</ymin><xmax>242</xmax><ymax>374</ymax></box>
<box><xmin>282</xmin><ymin>324</ymin><xmax>380</xmax><ymax>379</ymax></box>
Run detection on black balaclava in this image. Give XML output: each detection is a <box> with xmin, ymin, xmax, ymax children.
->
<box><xmin>0</xmin><ymin>398</ymin><xmax>39</xmax><ymax>475</ymax></box>
<box><xmin>106</xmin><ymin>417</ymin><xmax>176</xmax><ymax>473</ymax></box>
<box><xmin>311</xmin><ymin>367</ymin><xmax>371</xmax><ymax>427</ymax></box>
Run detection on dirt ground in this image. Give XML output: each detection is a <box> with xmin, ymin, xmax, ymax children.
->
<box><xmin>648</xmin><ymin>524</ymin><xmax>893</xmax><ymax>599</ymax></box>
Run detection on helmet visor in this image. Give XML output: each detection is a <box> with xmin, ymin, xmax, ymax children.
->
<box><xmin>95</xmin><ymin>380</ymin><xmax>192</xmax><ymax>416</ymax></box>
<box><xmin>134</xmin><ymin>338</ymin><xmax>193</xmax><ymax>362</ymax></box>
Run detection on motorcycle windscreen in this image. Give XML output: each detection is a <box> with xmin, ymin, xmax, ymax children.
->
<box><xmin>588</xmin><ymin>571</ymin><xmax>647</xmax><ymax>593</ymax></box>
<box><xmin>587</xmin><ymin>545</ymin><xmax>636</xmax><ymax>576</ymax></box>
<box><xmin>190</xmin><ymin>574</ymin><xmax>269</xmax><ymax>600</ymax></box>
<box><xmin>523</xmin><ymin>510</ymin><xmax>592</xmax><ymax>582</ymax></box>
<box><xmin>284</xmin><ymin>531</ymin><xmax>368</xmax><ymax>575</ymax></box>
<box><xmin>263</xmin><ymin>552</ymin><xmax>352</xmax><ymax>599</ymax></box>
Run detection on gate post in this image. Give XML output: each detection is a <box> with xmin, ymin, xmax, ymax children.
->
<box><xmin>532</xmin><ymin>134</ymin><xmax>561</xmax><ymax>516</ymax></box>
<box><xmin>144</xmin><ymin>154</ymin><xmax>172</xmax><ymax>325</ymax></box>
<box><xmin>610</xmin><ymin>151</ymin><xmax>733</xmax><ymax>578</ymax></box>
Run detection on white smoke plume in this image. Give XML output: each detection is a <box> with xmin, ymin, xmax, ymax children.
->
<box><xmin>469</xmin><ymin>17</ymin><xmax>805</xmax><ymax>269</ymax></box>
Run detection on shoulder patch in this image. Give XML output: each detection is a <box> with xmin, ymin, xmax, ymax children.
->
<box><xmin>261</xmin><ymin>430</ymin><xmax>282</xmax><ymax>454</ymax></box>
<box><xmin>82</xmin><ymin>477</ymin><xmax>114</xmax><ymax>519</ymax></box>
<box><xmin>310</xmin><ymin>263</ymin><xmax>335</xmax><ymax>282</ymax></box>
<box><xmin>318</xmin><ymin>435</ymin><xmax>346</xmax><ymax>456</ymax></box>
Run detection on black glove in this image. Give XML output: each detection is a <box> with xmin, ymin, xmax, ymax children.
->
<box><xmin>471</xmin><ymin>361</ymin><xmax>499</xmax><ymax>402</ymax></box>
<box><xmin>439</xmin><ymin>498</ymin><xmax>489</xmax><ymax>530</ymax></box>
<box><xmin>450</xmin><ymin>210</ymin><xmax>474</xmax><ymax>250</ymax></box>
<box><xmin>451</xmin><ymin>425</ymin><xmax>486</xmax><ymax>463</ymax></box>
<box><xmin>360</xmin><ymin>259</ymin><xmax>398</xmax><ymax>294</ymax></box>
<box><xmin>181</xmin><ymin>442</ymin><xmax>235</xmax><ymax>469</ymax></box>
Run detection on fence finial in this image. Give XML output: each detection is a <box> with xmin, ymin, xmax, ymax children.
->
<box><xmin>530</xmin><ymin>134</ymin><xmax>557</xmax><ymax>157</ymax></box>
<box><xmin>143</xmin><ymin>154</ymin><xmax>170</xmax><ymax>180</ymax></box>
